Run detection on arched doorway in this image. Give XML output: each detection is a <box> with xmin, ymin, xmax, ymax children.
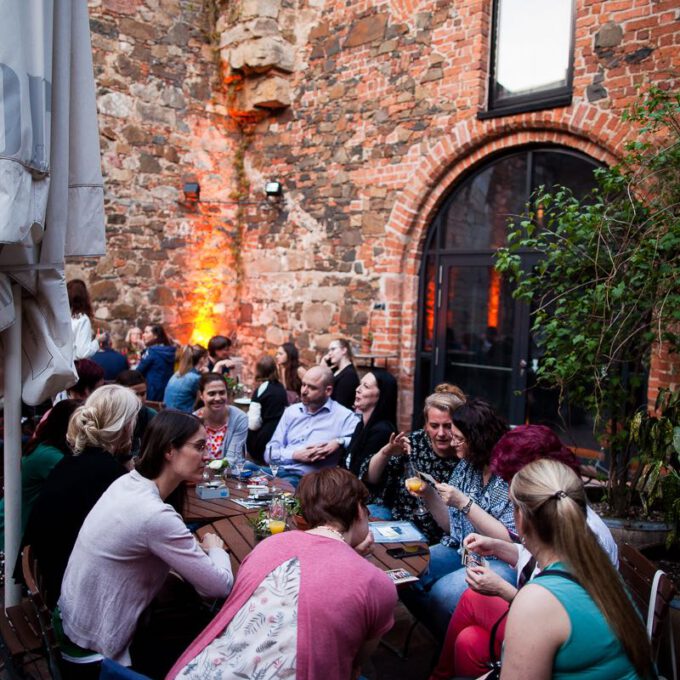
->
<box><xmin>415</xmin><ymin>146</ymin><xmax>600</xmax><ymax>433</ymax></box>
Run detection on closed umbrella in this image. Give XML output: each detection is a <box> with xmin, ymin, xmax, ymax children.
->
<box><xmin>0</xmin><ymin>0</ymin><xmax>105</xmax><ymax>605</ymax></box>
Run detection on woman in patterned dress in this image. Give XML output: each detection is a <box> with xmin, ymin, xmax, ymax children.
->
<box><xmin>404</xmin><ymin>398</ymin><xmax>517</xmax><ymax>639</ymax></box>
<box><xmin>168</xmin><ymin>468</ymin><xmax>397</xmax><ymax>680</ymax></box>
<box><xmin>360</xmin><ymin>384</ymin><xmax>466</xmax><ymax>543</ymax></box>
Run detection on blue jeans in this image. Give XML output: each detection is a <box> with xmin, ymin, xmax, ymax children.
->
<box><xmin>244</xmin><ymin>462</ymin><xmax>302</xmax><ymax>488</ymax></box>
<box><xmin>367</xmin><ymin>503</ymin><xmax>393</xmax><ymax>520</ymax></box>
<box><xmin>402</xmin><ymin>543</ymin><xmax>516</xmax><ymax>640</ymax></box>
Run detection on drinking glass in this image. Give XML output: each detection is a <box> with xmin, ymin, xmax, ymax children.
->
<box><xmin>268</xmin><ymin>497</ymin><xmax>287</xmax><ymax>534</ymax></box>
<box><xmin>405</xmin><ymin>463</ymin><xmax>428</xmax><ymax>518</ymax></box>
<box><xmin>267</xmin><ymin>443</ymin><xmax>281</xmax><ymax>493</ymax></box>
<box><xmin>231</xmin><ymin>456</ymin><xmax>246</xmax><ymax>489</ymax></box>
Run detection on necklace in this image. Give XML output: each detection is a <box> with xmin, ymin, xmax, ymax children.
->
<box><xmin>307</xmin><ymin>525</ymin><xmax>345</xmax><ymax>542</ymax></box>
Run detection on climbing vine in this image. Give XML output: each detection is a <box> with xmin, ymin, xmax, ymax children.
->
<box><xmin>202</xmin><ymin>1</ymin><xmax>270</xmax><ymax>299</ymax></box>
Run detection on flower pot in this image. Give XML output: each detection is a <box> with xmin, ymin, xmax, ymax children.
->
<box><xmin>602</xmin><ymin>517</ymin><xmax>672</xmax><ymax>550</ymax></box>
<box><xmin>292</xmin><ymin>514</ymin><xmax>309</xmax><ymax>531</ymax></box>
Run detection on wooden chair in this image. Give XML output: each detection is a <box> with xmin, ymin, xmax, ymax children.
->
<box><xmin>0</xmin><ymin>598</ymin><xmax>48</xmax><ymax>679</ymax></box>
<box><xmin>21</xmin><ymin>545</ymin><xmax>63</xmax><ymax>680</ymax></box>
<box><xmin>619</xmin><ymin>542</ymin><xmax>677</xmax><ymax>678</ymax></box>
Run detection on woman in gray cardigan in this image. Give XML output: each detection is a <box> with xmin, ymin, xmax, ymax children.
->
<box><xmin>194</xmin><ymin>373</ymin><xmax>248</xmax><ymax>464</ymax></box>
<box><xmin>58</xmin><ymin>411</ymin><xmax>233</xmax><ymax>677</ymax></box>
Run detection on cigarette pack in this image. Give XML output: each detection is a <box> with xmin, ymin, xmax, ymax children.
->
<box><xmin>196</xmin><ymin>483</ymin><xmax>230</xmax><ymax>500</ymax></box>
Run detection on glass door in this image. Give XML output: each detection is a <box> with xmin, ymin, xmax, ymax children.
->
<box><xmin>435</xmin><ymin>255</ymin><xmax>529</xmax><ymax>424</ymax></box>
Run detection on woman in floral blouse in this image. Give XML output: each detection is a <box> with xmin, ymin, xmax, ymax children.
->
<box><xmin>404</xmin><ymin>398</ymin><xmax>516</xmax><ymax>640</ymax></box>
<box><xmin>167</xmin><ymin>468</ymin><xmax>396</xmax><ymax>680</ymax></box>
<box><xmin>361</xmin><ymin>385</ymin><xmax>466</xmax><ymax>543</ymax></box>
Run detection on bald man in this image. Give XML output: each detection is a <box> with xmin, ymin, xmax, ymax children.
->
<box><xmin>263</xmin><ymin>366</ymin><xmax>359</xmax><ymax>486</ymax></box>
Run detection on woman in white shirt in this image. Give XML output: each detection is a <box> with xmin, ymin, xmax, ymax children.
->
<box><xmin>67</xmin><ymin>279</ymin><xmax>101</xmax><ymax>359</ymax></box>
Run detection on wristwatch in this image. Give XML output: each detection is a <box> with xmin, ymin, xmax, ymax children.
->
<box><xmin>460</xmin><ymin>498</ymin><xmax>474</xmax><ymax>515</ymax></box>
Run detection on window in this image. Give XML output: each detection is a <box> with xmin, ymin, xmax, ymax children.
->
<box><xmin>481</xmin><ymin>0</ymin><xmax>575</xmax><ymax>118</ymax></box>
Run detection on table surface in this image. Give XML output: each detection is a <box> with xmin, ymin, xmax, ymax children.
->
<box><xmin>183</xmin><ymin>475</ymin><xmax>294</xmax><ymax>523</ymax></box>
<box><xmin>189</xmin><ymin>477</ymin><xmax>429</xmax><ymax>581</ymax></box>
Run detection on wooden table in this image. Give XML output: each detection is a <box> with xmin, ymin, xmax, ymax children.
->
<box><xmin>187</xmin><ymin>476</ymin><xmax>430</xmax><ymax>580</ymax></box>
<box><xmin>183</xmin><ymin>475</ymin><xmax>294</xmax><ymax>524</ymax></box>
<box><xmin>196</xmin><ymin>512</ymin><xmax>430</xmax><ymax>581</ymax></box>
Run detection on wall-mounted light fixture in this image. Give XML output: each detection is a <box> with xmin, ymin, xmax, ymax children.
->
<box><xmin>265</xmin><ymin>180</ymin><xmax>283</xmax><ymax>199</ymax></box>
<box><xmin>183</xmin><ymin>181</ymin><xmax>200</xmax><ymax>206</ymax></box>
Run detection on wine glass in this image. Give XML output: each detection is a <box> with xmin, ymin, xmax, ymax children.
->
<box><xmin>231</xmin><ymin>455</ymin><xmax>246</xmax><ymax>489</ymax></box>
<box><xmin>267</xmin><ymin>443</ymin><xmax>281</xmax><ymax>493</ymax></box>
<box><xmin>405</xmin><ymin>463</ymin><xmax>428</xmax><ymax>518</ymax></box>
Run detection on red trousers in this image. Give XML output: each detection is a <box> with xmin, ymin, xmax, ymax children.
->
<box><xmin>429</xmin><ymin>589</ymin><xmax>509</xmax><ymax>679</ymax></box>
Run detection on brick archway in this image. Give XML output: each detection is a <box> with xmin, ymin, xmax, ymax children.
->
<box><xmin>382</xmin><ymin>105</ymin><xmax>628</xmax><ymax>425</ymax></box>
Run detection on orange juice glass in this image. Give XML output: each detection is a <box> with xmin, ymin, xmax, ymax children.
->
<box><xmin>268</xmin><ymin>519</ymin><xmax>286</xmax><ymax>534</ymax></box>
<box><xmin>405</xmin><ymin>477</ymin><xmax>425</xmax><ymax>492</ymax></box>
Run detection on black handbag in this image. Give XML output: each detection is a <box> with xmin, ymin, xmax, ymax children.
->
<box><xmin>486</xmin><ymin>568</ymin><xmax>580</xmax><ymax>679</ymax></box>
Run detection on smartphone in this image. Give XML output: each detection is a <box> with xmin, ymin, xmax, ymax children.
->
<box><xmin>461</xmin><ymin>547</ymin><xmax>487</xmax><ymax>568</ymax></box>
<box><xmin>386</xmin><ymin>546</ymin><xmax>429</xmax><ymax>559</ymax></box>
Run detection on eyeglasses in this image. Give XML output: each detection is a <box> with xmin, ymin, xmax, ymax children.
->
<box><xmin>185</xmin><ymin>440</ymin><xmax>207</xmax><ymax>452</ymax></box>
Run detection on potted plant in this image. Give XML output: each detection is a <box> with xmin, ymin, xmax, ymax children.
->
<box><xmin>629</xmin><ymin>388</ymin><xmax>680</xmax><ymax>546</ymax></box>
<box><xmin>494</xmin><ymin>87</ymin><xmax>679</xmax><ymax>535</ymax></box>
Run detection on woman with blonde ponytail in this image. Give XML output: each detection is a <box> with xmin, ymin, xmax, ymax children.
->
<box><xmin>501</xmin><ymin>458</ymin><xmax>655</xmax><ymax>679</ymax></box>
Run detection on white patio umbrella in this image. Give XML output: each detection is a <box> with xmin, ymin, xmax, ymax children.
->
<box><xmin>0</xmin><ymin>0</ymin><xmax>105</xmax><ymax>605</ymax></box>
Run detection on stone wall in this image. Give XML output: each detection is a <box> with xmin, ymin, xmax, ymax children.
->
<box><xmin>73</xmin><ymin>0</ymin><xmax>680</xmax><ymax>425</ymax></box>
<box><xmin>73</xmin><ymin>0</ymin><xmax>244</xmax><ymax>346</ymax></box>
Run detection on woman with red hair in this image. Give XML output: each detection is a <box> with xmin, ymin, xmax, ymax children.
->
<box><xmin>430</xmin><ymin>424</ymin><xmax>617</xmax><ymax>680</ymax></box>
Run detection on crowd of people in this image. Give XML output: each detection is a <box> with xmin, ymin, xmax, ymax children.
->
<box><xmin>3</xmin><ymin>278</ymin><xmax>658</xmax><ymax>679</ymax></box>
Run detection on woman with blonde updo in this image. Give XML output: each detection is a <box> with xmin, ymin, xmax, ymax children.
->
<box><xmin>22</xmin><ymin>385</ymin><xmax>141</xmax><ymax>608</ymax></box>
<box><xmin>500</xmin><ymin>459</ymin><xmax>654</xmax><ymax>679</ymax></box>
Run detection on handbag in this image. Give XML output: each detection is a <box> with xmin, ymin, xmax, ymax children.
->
<box><xmin>486</xmin><ymin>568</ymin><xmax>580</xmax><ymax>679</ymax></box>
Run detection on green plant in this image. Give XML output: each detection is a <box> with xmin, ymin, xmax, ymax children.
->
<box><xmin>281</xmin><ymin>492</ymin><xmax>302</xmax><ymax>517</ymax></box>
<box><xmin>248</xmin><ymin>509</ymin><xmax>272</xmax><ymax>539</ymax></box>
<box><xmin>629</xmin><ymin>388</ymin><xmax>680</xmax><ymax>545</ymax></box>
<box><xmin>494</xmin><ymin>87</ymin><xmax>680</xmax><ymax>518</ymax></box>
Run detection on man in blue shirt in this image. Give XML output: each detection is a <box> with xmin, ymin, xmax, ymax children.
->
<box><xmin>264</xmin><ymin>366</ymin><xmax>359</xmax><ymax>486</ymax></box>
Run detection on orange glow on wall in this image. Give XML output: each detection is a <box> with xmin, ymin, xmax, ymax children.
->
<box><xmin>487</xmin><ymin>268</ymin><xmax>500</xmax><ymax>329</ymax></box>
<box><xmin>190</xmin><ymin>313</ymin><xmax>218</xmax><ymax>347</ymax></box>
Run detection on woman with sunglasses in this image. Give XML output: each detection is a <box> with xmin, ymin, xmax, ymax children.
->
<box><xmin>57</xmin><ymin>410</ymin><xmax>234</xmax><ymax>678</ymax></box>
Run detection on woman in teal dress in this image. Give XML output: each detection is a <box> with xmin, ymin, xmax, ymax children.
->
<box><xmin>501</xmin><ymin>458</ymin><xmax>655</xmax><ymax>680</ymax></box>
<box><xmin>0</xmin><ymin>399</ymin><xmax>79</xmax><ymax>543</ymax></box>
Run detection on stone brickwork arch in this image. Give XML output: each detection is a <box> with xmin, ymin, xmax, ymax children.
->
<box><xmin>382</xmin><ymin>104</ymin><xmax>629</xmax><ymax>426</ymax></box>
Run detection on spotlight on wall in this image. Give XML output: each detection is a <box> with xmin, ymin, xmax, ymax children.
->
<box><xmin>183</xmin><ymin>181</ymin><xmax>200</xmax><ymax>205</ymax></box>
<box><xmin>265</xmin><ymin>180</ymin><xmax>283</xmax><ymax>199</ymax></box>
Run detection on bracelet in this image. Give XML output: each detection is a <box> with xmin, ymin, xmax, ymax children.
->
<box><xmin>460</xmin><ymin>498</ymin><xmax>474</xmax><ymax>515</ymax></box>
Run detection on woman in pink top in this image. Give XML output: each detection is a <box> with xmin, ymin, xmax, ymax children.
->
<box><xmin>168</xmin><ymin>468</ymin><xmax>397</xmax><ymax>680</ymax></box>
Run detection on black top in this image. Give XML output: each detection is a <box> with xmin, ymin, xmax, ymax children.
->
<box><xmin>131</xmin><ymin>405</ymin><xmax>157</xmax><ymax>458</ymax></box>
<box><xmin>343</xmin><ymin>418</ymin><xmax>396</xmax><ymax>477</ymax></box>
<box><xmin>20</xmin><ymin>447</ymin><xmax>126</xmax><ymax>608</ymax></box>
<box><xmin>331</xmin><ymin>364</ymin><xmax>359</xmax><ymax>410</ymax></box>
<box><xmin>247</xmin><ymin>380</ymin><xmax>288</xmax><ymax>464</ymax></box>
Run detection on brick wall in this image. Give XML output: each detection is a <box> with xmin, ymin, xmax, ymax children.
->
<box><xmin>74</xmin><ymin>0</ymin><xmax>680</xmax><ymax>426</ymax></box>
